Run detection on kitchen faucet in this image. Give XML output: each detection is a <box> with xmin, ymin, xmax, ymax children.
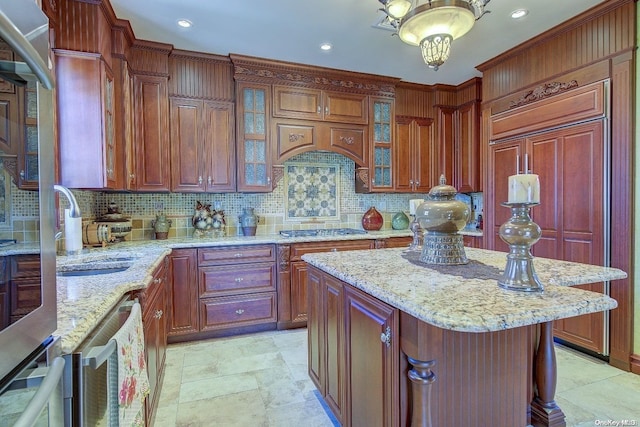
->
<box><xmin>54</xmin><ymin>184</ymin><xmax>83</xmax><ymax>254</ymax></box>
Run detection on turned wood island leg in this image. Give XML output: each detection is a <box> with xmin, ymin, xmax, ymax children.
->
<box><xmin>531</xmin><ymin>321</ymin><xmax>566</xmax><ymax>427</ymax></box>
<box><xmin>407</xmin><ymin>357</ymin><xmax>436</xmax><ymax>427</ymax></box>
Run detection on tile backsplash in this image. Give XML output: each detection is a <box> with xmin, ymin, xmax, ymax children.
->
<box><xmin>51</xmin><ymin>151</ymin><xmax>484</xmax><ymax>242</ymax></box>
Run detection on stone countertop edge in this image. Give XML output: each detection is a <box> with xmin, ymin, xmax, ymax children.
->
<box><xmin>53</xmin><ymin>230</ymin><xmax>423</xmax><ymax>353</ymax></box>
<box><xmin>301</xmin><ymin>247</ymin><xmax>627</xmax><ymax>333</ymax></box>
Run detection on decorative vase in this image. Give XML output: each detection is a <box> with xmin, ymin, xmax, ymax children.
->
<box><xmin>391</xmin><ymin>211</ymin><xmax>410</xmax><ymax>230</ymax></box>
<box><xmin>151</xmin><ymin>212</ymin><xmax>171</xmax><ymax>240</ymax></box>
<box><xmin>239</xmin><ymin>207</ymin><xmax>258</xmax><ymax>236</ymax></box>
<box><xmin>362</xmin><ymin>206</ymin><xmax>383</xmax><ymax>231</ymax></box>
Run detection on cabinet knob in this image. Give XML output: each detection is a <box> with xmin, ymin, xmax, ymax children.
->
<box><xmin>325</xmin><ymin>106</ymin><xmax>329</xmax><ymax>115</ymax></box>
<box><xmin>153</xmin><ymin>278</ymin><xmax>162</xmax><ymax>284</ymax></box>
<box><xmin>330</xmin><ymin>248</ymin><xmax>337</xmax><ymax>252</ymax></box>
<box><xmin>317</xmin><ymin>106</ymin><xmax>321</xmax><ymax>114</ymax></box>
<box><xmin>415</xmin><ymin>180</ymin><xmax>419</xmax><ymax>187</ymax></box>
<box><xmin>20</xmin><ymin>170</ymin><xmax>25</xmax><ymax>179</ymax></box>
<box><xmin>234</xmin><ymin>277</ymin><xmax>244</xmax><ymax>282</ymax></box>
<box><xmin>409</xmin><ymin>180</ymin><xmax>414</xmax><ymax>185</ymax></box>
<box><xmin>234</xmin><ymin>253</ymin><xmax>243</xmax><ymax>258</ymax></box>
<box><xmin>380</xmin><ymin>325</ymin><xmax>392</xmax><ymax>348</ymax></box>
<box><xmin>198</xmin><ymin>176</ymin><xmax>203</xmax><ymax>185</ymax></box>
<box><xmin>208</xmin><ymin>176</ymin><xmax>213</xmax><ymax>185</ymax></box>
<box><xmin>235</xmin><ymin>309</ymin><xmax>245</xmax><ymax>315</ymax></box>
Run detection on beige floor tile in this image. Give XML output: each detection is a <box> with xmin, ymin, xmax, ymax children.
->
<box><xmin>266</xmin><ymin>397</ymin><xmax>335</xmax><ymax>427</ymax></box>
<box><xmin>179</xmin><ymin>372</ymin><xmax>259</xmax><ymax>404</ymax></box>
<box><xmin>175</xmin><ymin>390</ymin><xmax>269</xmax><ymax>427</ymax></box>
<box><xmin>153</xmin><ymin>403</ymin><xmax>178</xmax><ymax>427</ymax></box>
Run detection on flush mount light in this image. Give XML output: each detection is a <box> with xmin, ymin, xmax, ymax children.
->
<box><xmin>177</xmin><ymin>19</ymin><xmax>193</xmax><ymax>28</ymax></box>
<box><xmin>511</xmin><ymin>9</ymin><xmax>528</xmax><ymax>19</ymax></box>
<box><xmin>377</xmin><ymin>0</ymin><xmax>490</xmax><ymax>71</ymax></box>
<box><xmin>320</xmin><ymin>42</ymin><xmax>333</xmax><ymax>51</ymax></box>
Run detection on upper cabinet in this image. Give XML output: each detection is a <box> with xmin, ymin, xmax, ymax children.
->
<box><xmin>273</xmin><ymin>85</ymin><xmax>368</xmax><ymax>124</ymax></box>
<box><xmin>55</xmin><ymin>50</ymin><xmax>117</xmax><ymax>189</ymax></box>
<box><xmin>236</xmin><ymin>83</ymin><xmax>273</xmax><ymax>192</ymax></box>
<box><xmin>168</xmin><ymin>51</ymin><xmax>236</xmax><ymax>193</ymax></box>
<box><xmin>368</xmin><ymin>98</ymin><xmax>394</xmax><ymax>191</ymax></box>
<box><xmin>394</xmin><ymin>116</ymin><xmax>436</xmax><ymax>193</ymax></box>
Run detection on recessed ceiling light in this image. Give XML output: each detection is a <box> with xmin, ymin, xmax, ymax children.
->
<box><xmin>177</xmin><ymin>19</ymin><xmax>193</xmax><ymax>28</ymax></box>
<box><xmin>320</xmin><ymin>42</ymin><xmax>332</xmax><ymax>52</ymax></box>
<box><xmin>511</xmin><ymin>9</ymin><xmax>528</xmax><ymax>19</ymax></box>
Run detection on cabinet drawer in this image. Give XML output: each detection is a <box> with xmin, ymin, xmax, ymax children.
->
<box><xmin>199</xmin><ymin>292</ymin><xmax>277</xmax><ymax>331</ymax></box>
<box><xmin>11</xmin><ymin>255</ymin><xmax>41</xmax><ymax>278</ymax></box>
<box><xmin>199</xmin><ymin>263</ymin><xmax>276</xmax><ymax>297</ymax></box>
<box><xmin>198</xmin><ymin>245</ymin><xmax>275</xmax><ymax>265</ymax></box>
<box><xmin>290</xmin><ymin>240</ymin><xmax>375</xmax><ymax>261</ymax></box>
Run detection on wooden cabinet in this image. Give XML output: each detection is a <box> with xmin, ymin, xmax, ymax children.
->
<box><xmin>375</xmin><ymin>236</ymin><xmax>413</xmax><ymax>249</ymax></box>
<box><xmin>8</xmin><ymin>255</ymin><xmax>41</xmax><ymax>324</ymax></box>
<box><xmin>394</xmin><ymin>116</ymin><xmax>436</xmax><ymax>193</ymax></box>
<box><xmin>273</xmin><ymin>85</ymin><xmax>368</xmax><ymax>124</ymax></box>
<box><xmin>170</xmin><ymin>97</ymin><xmax>236</xmax><ymax>192</ymax></box>
<box><xmin>487</xmin><ymin>121</ymin><xmax>606</xmax><ymax>353</ymax></box>
<box><xmin>462</xmin><ymin>235</ymin><xmax>483</xmax><ymax>248</ymax></box>
<box><xmin>198</xmin><ymin>245</ymin><xmax>277</xmax><ymax>333</ymax></box>
<box><xmin>133</xmin><ymin>74</ymin><xmax>170</xmax><ymax>192</ymax></box>
<box><xmin>368</xmin><ymin>98</ymin><xmax>394</xmax><ymax>192</ymax></box>
<box><xmin>0</xmin><ymin>257</ymin><xmax>8</xmax><ymax>330</ymax></box>
<box><xmin>55</xmin><ymin>50</ymin><xmax>118</xmax><ymax>189</ymax></box>
<box><xmin>308</xmin><ymin>265</ymin><xmax>399</xmax><ymax>427</ymax></box>
<box><xmin>437</xmin><ymin>101</ymin><xmax>481</xmax><ymax>193</ymax></box>
<box><xmin>167</xmin><ymin>249</ymin><xmax>199</xmax><ymax>337</ymax></box>
<box><xmin>236</xmin><ymin>83</ymin><xmax>273</xmax><ymax>192</ymax></box>
<box><xmin>141</xmin><ymin>257</ymin><xmax>168</xmax><ymax>427</ymax></box>
<box><xmin>277</xmin><ymin>240</ymin><xmax>375</xmax><ymax>329</ymax></box>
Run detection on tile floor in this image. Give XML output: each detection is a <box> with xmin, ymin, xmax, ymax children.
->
<box><xmin>153</xmin><ymin>329</ymin><xmax>640</xmax><ymax>427</ymax></box>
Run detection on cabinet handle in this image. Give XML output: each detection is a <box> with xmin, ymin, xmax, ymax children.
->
<box><xmin>415</xmin><ymin>180</ymin><xmax>419</xmax><ymax>187</ymax></box>
<box><xmin>155</xmin><ymin>309</ymin><xmax>163</xmax><ymax>319</ymax></box>
<box><xmin>409</xmin><ymin>179</ymin><xmax>414</xmax><ymax>186</ymax></box>
<box><xmin>380</xmin><ymin>326</ymin><xmax>392</xmax><ymax>348</ymax></box>
<box><xmin>234</xmin><ymin>253</ymin><xmax>243</xmax><ymax>258</ymax></box>
<box><xmin>235</xmin><ymin>309</ymin><xmax>245</xmax><ymax>315</ymax></box>
<box><xmin>129</xmin><ymin>173</ymin><xmax>135</xmax><ymax>183</ymax></box>
<box><xmin>325</xmin><ymin>106</ymin><xmax>329</xmax><ymax>115</ymax></box>
<box><xmin>20</xmin><ymin>170</ymin><xmax>25</xmax><ymax>179</ymax></box>
<box><xmin>330</xmin><ymin>248</ymin><xmax>337</xmax><ymax>252</ymax></box>
<box><xmin>153</xmin><ymin>278</ymin><xmax>161</xmax><ymax>284</ymax></box>
<box><xmin>234</xmin><ymin>277</ymin><xmax>244</xmax><ymax>282</ymax></box>
<box><xmin>198</xmin><ymin>176</ymin><xmax>203</xmax><ymax>185</ymax></box>
<box><xmin>208</xmin><ymin>176</ymin><xmax>213</xmax><ymax>185</ymax></box>
<box><xmin>317</xmin><ymin>106</ymin><xmax>321</xmax><ymax>114</ymax></box>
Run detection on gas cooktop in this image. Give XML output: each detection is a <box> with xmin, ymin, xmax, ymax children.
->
<box><xmin>279</xmin><ymin>228</ymin><xmax>368</xmax><ymax>238</ymax></box>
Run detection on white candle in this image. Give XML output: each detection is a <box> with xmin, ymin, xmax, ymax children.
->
<box><xmin>409</xmin><ymin>199</ymin><xmax>424</xmax><ymax>215</ymax></box>
<box><xmin>508</xmin><ymin>174</ymin><xmax>540</xmax><ymax>203</ymax></box>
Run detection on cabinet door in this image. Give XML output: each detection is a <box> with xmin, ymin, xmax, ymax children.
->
<box><xmin>170</xmin><ymin>98</ymin><xmax>205</xmax><ymax>192</ymax></box>
<box><xmin>344</xmin><ymin>285</ymin><xmax>399</xmax><ymax>427</ymax></box>
<box><xmin>370</xmin><ymin>98</ymin><xmax>394</xmax><ymax>191</ymax></box>
<box><xmin>306</xmin><ymin>266</ymin><xmax>324</xmax><ymax>391</ymax></box>
<box><xmin>412</xmin><ymin>118</ymin><xmax>437</xmax><ymax>193</ymax></box>
<box><xmin>236</xmin><ymin>83</ymin><xmax>272</xmax><ymax>192</ymax></box>
<box><xmin>203</xmin><ymin>100</ymin><xmax>236</xmax><ymax>192</ymax></box>
<box><xmin>323</xmin><ymin>92</ymin><xmax>368</xmax><ymax>124</ymax></box>
<box><xmin>273</xmin><ymin>85</ymin><xmax>322</xmax><ymax>121</ymax></box>
<box><xmin>143</xmin><ymin>285</ymin><xmax>160</xmax><ymax>425</ymax></box>
<box><xmin>328</xmin><ymin>125</ymin><xmax>367</xmax><ymax>166</ymax></box>
<box><xmin>437</xmin><ymin>106</ymin><xmax>456</xmax><ymax>187</ymax></box>
<box><xmin>134</xmin><ymin>74</ymin><xmax>170</xmax><ymax>191</ymax></box>
<box><xmin>485</xmin><ymin>139</ymin><xmax>524</xmax><ymax>251</ymax></box>
<box><xmin>324</xmin><ymin>274</ymin><xmax>345</xmax><ymax>424</ymax></box>
<box><xmin>168</xmin><ymin>249</ymin><xmax>199</xmax><ymax>336</ymax></box>
<box><xmin>18</xmin><ymin>81</ymin><xmax>40</xmax><ymax>189</ymax></box>
<box><xmin>393</xmin><ymin>117</ymin><xmax>413</xmax><ymax>192</ymax></box>
<box><xmin>456</xmin><ymin>101</ymin><xmax>480</xmax><ymax>193</ymax></box>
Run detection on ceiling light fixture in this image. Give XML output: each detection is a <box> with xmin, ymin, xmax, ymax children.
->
<box><xmin>510</xmin><ymin>9</ymin><xmax>528</xmax><ymax>19</ymax></box>
<box><xmin>177</xmin><ymin>19</ymin><xmax>192</xmax><ymax>28</ymax></box>
<box><xmin>378</xmin><ymin>0</ymin><xmax>490</xmax><ymax>71</ymax></box>
<box><xmin>320</xmin><ymin>42</ymin><xmax>333</xmax><ymax>51</ymax></box>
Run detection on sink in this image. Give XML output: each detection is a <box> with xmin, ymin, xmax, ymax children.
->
<box><xmin>56</xmin><ymin>255</ymin><xmax>137</xmax><ymax>277</ymax></box>
<box><xmin>57</xmin><ymin>266</ymin><xmax>130</xmax><ymax>277</ymax></box>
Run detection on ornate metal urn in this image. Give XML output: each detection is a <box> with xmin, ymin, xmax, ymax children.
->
<box><xmin>416</xmin><ymin>175</ymin><xmax>470</xmax><ymax>265</ymax></box>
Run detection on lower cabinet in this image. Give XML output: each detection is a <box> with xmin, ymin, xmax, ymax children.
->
<box><xmin>8</xmin><ymin>254</ymin><xmax>41</xmax><ymax>324</ymax></box>
<box><xmin>140</xmin><ymin>257</ymin><xmax>169</xmax><ymax>426</ymax></box>
<box><xmin>277</xmin><ymin>240</ymin><xmax>376</xmax><ymax>330</ymax></box>
<box><xmin>168</xmin><ymin>245</ymin><xmax>277</xmax><ymax>342</ymax></box>
<box><xmin>308</xmin><ymin>265</ymin><xmax>399</xmax><ymax>427</ymax></box>
<box><xmin>462</xmin><ymin>235</ymin><xmax>483</xmax><ymax>248</ymax></box>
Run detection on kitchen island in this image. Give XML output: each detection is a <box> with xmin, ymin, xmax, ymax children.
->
<box><xmin>302</xmin><ymin>247</ymin><xmax>626</xmax><ymax>427</ymax></box>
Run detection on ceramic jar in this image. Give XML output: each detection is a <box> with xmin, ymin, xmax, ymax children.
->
<box><xmin>391</xmin><ymin>211</ymin><xmax>410</xmax><ymax>230</ymax></box>
<box><xmin>239</xmin><ymin>207</ymin><xmax>258</xmax><ymax>236</ymax></box>
<box><xmin>152</xmin><ymin>213</ymin><xmax>171</xmax><ymax>240</ymax></box>
<box><xmin>416</xmin><ymin>176</ymin><xmax>470</xmax><ymax>233</ymax></box>
<box><xmin>362</xmin><ymin>206</ymin><xmax>383</xmax><ymax>231</ymax></box>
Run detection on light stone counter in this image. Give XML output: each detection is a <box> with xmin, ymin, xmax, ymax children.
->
<box><xmin>301</xmin><ymin>247</ymin><xmax>627</xmax><ymax>333</ymax></box>
<box><xmin>53</xmin><ymin>230</ymin><xmax>423</xmax><ymax>353</ymax></box>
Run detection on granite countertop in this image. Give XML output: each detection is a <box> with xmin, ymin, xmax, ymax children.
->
<box><xmin>301</xmin><ymin>247</ymin><xmax>627</xmax><ymax>333</ymax></box>
<box><xmin>54</xmin><ymin>229</ymin><xmax>435</xmax><ymax>353</ymax></box>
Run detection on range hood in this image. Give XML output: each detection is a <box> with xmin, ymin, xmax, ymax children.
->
<box><xmin>0</xmin><ymin>0</ymin><xmax>53</xmax><ymax>89</ymax></box>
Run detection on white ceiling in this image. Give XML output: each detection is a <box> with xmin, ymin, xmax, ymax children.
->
<box><xmin>109</xmin><ymin>0</ymin><xmax>606</xmax><ymax>86</ymax></box>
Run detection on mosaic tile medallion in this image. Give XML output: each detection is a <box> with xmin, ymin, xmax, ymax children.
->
<box><xmin>284</xmin><ymin>162</ymin><xmax>340</xmax><ymax>221</ymax></box>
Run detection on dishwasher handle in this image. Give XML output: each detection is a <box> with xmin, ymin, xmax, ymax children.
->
<box><xmin>14</xmin><ymin>356</ymin><xmax>66</xmax><ymax>427</ymax></box>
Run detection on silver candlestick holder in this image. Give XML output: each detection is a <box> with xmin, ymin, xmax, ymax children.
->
<box><xmin>407</xmin><ymin>214</ymin><xmax>423</xmax><ymax>251</ymax></box>
<box><xmin>498</xmin><ymin>202</ymin><xmax>544</xmax><ymax>292</ymax></box>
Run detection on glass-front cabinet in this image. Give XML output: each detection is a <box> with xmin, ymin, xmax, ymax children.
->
<box><xmin>236</xmin><ymin>83</ymin><xmax>272</xmax><ymax>192</ymax></box>
<box><xmin>19</xmin><ymin>81</ymin><xmax>39</xmax><ymax>189</ymax></box>
<box><xmin>370</xmin><ymin>98</ymin><xmax>394</xmax><ymax>191</ymax></box>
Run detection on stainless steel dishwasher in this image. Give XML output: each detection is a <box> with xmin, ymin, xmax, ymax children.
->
<box><xmin>63</xmin><ymin>295</ymin><xmax>135</xmax><ymax>427</ymax></box>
